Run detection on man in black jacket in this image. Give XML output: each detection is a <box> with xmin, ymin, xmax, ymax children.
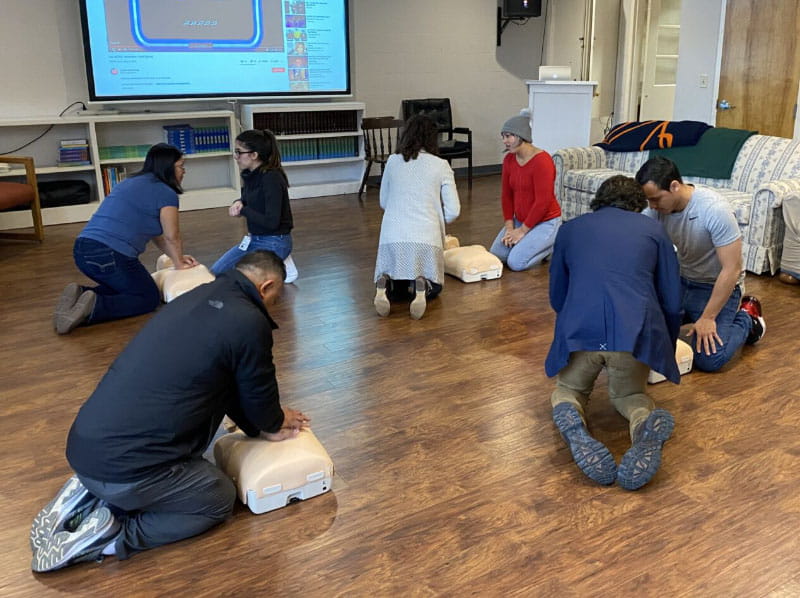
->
<box><xmin>31</xmin><ymin>250</ymin><xmax>309</xmax><ymax>572</ymax></box>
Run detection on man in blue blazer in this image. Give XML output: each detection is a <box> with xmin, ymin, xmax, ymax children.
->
<box><xmin>545</xmin><ymin>175</ymin><xmax>682</xmax><ymax>490</ymax></box>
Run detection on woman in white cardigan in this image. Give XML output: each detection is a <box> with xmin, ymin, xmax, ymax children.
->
<box><xmin>373</xmin><ymin>114</ymin><xmax>461</xmax><ymax>319</ymax></box>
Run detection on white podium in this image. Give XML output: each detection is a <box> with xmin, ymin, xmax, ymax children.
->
<box><xmin>525</xmin><ymin>80</ymin><xmax>597</xmax><ymax>154</ymax></box>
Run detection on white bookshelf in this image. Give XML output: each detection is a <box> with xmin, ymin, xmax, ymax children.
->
<box><xmin>0</xmin><ymin>110</ymin><xmax>239</xmax><ymax>230</ymax></box>
<box><xmin>241</xmin><ymin>102</ymin><xmax>365</xmax><ymax>199</ymax></box>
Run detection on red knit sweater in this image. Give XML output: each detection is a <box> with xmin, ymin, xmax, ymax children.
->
<box><xmin>500</xmin><ymin>151</ymin><xmax>561</xmax><ymax>229</ymax></box>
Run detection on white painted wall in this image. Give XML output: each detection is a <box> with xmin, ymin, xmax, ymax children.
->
<box><xmin>352</xmin><ymin>0</ymin><xmax>545</xmax><ymax>167</ymax></box>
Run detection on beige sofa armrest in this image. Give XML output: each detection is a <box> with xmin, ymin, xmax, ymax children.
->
<box><xmin>552</xmin><ymin>146</ymin><xmax>607</xmax><ymax>207</ymax></box>
<box><xmin>743</xmin><ymin>179</ymin><xmax>800</xmax><ymax>274</ymax></box>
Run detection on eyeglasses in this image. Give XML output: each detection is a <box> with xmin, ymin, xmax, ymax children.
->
<box><xmin>233</xmin><ymin>149</ymin><xmax>256</xmax><ymax>157</ymax></box>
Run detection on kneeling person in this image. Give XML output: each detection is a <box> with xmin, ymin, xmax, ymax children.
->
<box><xmin>546</xmin><ymin>176</ymin><xmax>681</xmax><ymax>490</ymax></box>
<box><xmin>31</xmin><ymin>251</ymin><xmax>309</xmax><ymax>572</ymax></box>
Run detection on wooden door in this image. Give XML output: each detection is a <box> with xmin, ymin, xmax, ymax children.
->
<box><xmin>716</xmin><ymin>0</ymin><xmax>800</xmax><ymax>137</ymax></box>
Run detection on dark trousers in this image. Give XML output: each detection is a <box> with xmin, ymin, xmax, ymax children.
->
<box><xmin>73</xmin><ymin>237</ymin><xmax>161</xmax><ymax>324</ymax></box>
<box><xmin>386</xmin><ymin>278</ymin><xmax>443</xmax><ymax>301</ymax></box>
<box><xmin>78</xmin><ymin>458</ymin><xmax>236</xmax><ymax>560</ymax></box>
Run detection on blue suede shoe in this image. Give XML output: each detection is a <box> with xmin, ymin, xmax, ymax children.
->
<box><xmin>617</xmin><ymin>409</ymin><xmax>675</xmax><ymax>490</ymax></box>
<box><xmin>552</xmin><ymin>403</ymin><xmax>617</xmax><ymax>486</ymax></box>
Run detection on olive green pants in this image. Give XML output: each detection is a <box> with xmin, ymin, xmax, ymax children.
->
<box><xmin>550</xmin><ymin>351</ymin><xmax>654</xmax><ymax>440</ymax></box>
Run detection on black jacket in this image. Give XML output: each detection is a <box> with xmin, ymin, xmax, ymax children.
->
<box><xmin>66</xmin><ymin>270</ymin><xmax>285</xmax><ymax>482</ymax></box>
<box><xmin>240</xmin><ymin>168</ymin><xmax>293</xmax><ymax>236</ymax></box>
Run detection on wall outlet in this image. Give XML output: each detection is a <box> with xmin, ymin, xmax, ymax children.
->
<box><xmin>699</xmin><ymin>74</ymin><xmax>709</xmax><ymax>88</ymax></box>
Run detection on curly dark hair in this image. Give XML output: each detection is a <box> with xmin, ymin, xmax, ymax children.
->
<box><xmin>635</xmin><ymin>156</ymin><xmax>683</xmax><ymax>190</ymax></box>
<box><xmin>590</xmin><ymin>175</ymin><xmax>648</xmax><ymax>212</ymax></box>
<box><xmin>396</xmin><ymin>114</ymin><xmax>439</xmax><ymax>161</ymax></box>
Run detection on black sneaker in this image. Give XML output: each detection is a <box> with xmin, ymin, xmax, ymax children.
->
<box><xmin>740</xmin><ymin>295</ymin><xmax>765</xmax><ymax>344</ymax></box>
<box><xmin>32</xmin><ymin>506</ymin><xmax>119</xmax><ymax>573</ymax></box>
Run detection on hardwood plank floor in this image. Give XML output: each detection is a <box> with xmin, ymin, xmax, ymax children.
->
<box><xmin>1</xmin><ymin>174</ymin><xmax>799</xmax><ymax>597</ymax></box>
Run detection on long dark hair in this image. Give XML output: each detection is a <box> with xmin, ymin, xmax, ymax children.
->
<box><xmin>237</xmin><ymin>129</ymin><xmax>289</xmax><ymax>186</ymax></box>
<box><xmin>135</xmin><ymin>143</ymin><xmax>184</xmax><ymax>193</ymax></box>
<box><xmin>396</xmin><ymin>114</ymin><xmax>439</xmax><ymax>162</ymax></box>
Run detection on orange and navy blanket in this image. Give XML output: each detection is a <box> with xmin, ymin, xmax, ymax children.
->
<box><xmin>595</xmin><ymin>120</ymin><xmax>711</xmax><ymax>152</ymax></box>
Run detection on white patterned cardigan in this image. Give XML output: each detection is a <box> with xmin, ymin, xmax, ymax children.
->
<box><xmin>374</xmin><ymin>152</ymin><xmax>460</xmax><ymax>284</ymax></box>
<box><xmin>552</xmin><ymin>135</ymin><xmax>800</xmax><ymax>275</ymax></box>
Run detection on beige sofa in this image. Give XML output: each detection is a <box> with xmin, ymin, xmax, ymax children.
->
<box><xmin>553</xmin><ymin>135</ymin><xmax>800</xmax><ymax>275</ymax></box>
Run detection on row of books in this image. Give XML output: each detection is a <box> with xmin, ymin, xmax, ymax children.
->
<box><xmin>252</xmin><ymin>110</ymin><xmax>359</xmax><ymax>135</ymax></box>
<box><xmin>58</xmin><ymin>138</ymin><xmax>90</xmax><ymax>167</ymax></box>
<box><xmin>279</xmin><ymin>137</ymin><xmax>359</xmax><ymax>162</ymax></box>
<box><xmin>101</xmin><ymin>166</ymin><xmax>127</xmax><ymax>195</ymax></box>
<box><xmin>99</xmin><ymin>144</ymin><xmax>153</xmax><ymax>160</ymax></box>
<box><xmin>163</xmin><ymin>125</ymin><xmax>230</xmax><ymax>154</ymax></box>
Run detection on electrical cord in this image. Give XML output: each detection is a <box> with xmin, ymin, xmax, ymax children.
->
<box><xmin>0</xmin><ymin>101</ymin><xmax>88</xmax><ymax>156</ymax></box>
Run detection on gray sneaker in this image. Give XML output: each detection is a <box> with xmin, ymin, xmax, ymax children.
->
<box><xmin>30</xmin><ymin>475</ymin><xmax>98</xmax><ymax>551</ymax></box>
<box><xmin>52</xmin><ymin>283</ymin><xmax>82</xmax><ymax>332</ymax></box>
<box><xmin>55</xmin><ymin>290</ymin><xmax>96</xmax><ymax>335</ymax></box>
<box><xmin>32</xmin><ymin>506</ymin><xmax>119</xmax><ymax>573</ymax></box>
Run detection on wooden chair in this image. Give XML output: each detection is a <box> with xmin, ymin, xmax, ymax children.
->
<box><xmin>402</xmin><ymin>98</ymin><xmax>473</xmax><ymax>189</ymax></box>
<box><xmin>0</xmin><ymin>156</ymin><xmax>44</xmax><ymax>242</ymax></box>
<box><xmin>359</xmin><ymin>116</ymin><xmax>403</xmax><ymax>198</ymax></box>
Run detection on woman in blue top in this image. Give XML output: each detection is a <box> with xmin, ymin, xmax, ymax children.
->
<box><xmin>210</xmin><ymin>129</ymin><xmax>294</xmax><ymax>278</ymax></box>
<box><xmin>53</xmin><ymin>143</ymin><xmax>197</xmax><ymax>334</ymax></box>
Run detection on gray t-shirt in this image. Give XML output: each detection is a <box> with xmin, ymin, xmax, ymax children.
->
<box><xmin>644</xmin><ymin>185</ymin><xmax>744</xmax><ymax>286</ymax></box>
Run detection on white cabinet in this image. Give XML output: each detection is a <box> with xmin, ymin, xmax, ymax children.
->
<box><xmin>0</xmin><ymin>110</ymin><xmax>239</xmax><ymax>231</ymax></box>
<box><xmin>525</xmin><ymin>81</ymin><xmax>598</xmax><ymax>155</ymax></box>
<box><xmin>241</xmin><ymin>102</ymin><xmax>365</xmax><ymax>199</ymax></box>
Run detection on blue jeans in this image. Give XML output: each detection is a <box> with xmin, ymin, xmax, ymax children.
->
<box><xmin>490</xmin><ymin>217</ymin><xmax>560</xmax><ymax>271</ymax></box>
<box><xmin>73</xmin><ymin>237</ymin><xmax>160</xmax><ymax>324</ymax></box>
<box><xmin>680</xmin><ymin>277</ymin><xmax>752</xmax><ymax>372</ymax></box>
<box><xmin>210</xmin><ymin>233</ymin><xmax>292</xmax><ymax>275</ymax></box>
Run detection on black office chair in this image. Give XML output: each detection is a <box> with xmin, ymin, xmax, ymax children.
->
<box><xmin>359</xmin><ymin>116</ymin><xmax>403</xmax><ymax>198</ymax></box>
<box><xmin>401</xmin><ymin>98</ymin><xmax>472</xmax><ymax>188</ymax></box>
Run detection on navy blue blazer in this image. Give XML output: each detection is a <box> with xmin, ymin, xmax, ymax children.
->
<box><xmin>545</xmin><ymin>207</ymin><xmax>682</xmax><ymax>383</ymax></box>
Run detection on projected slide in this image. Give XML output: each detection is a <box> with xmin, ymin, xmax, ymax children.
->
<box><xmin>130</xmin><ymin>0</ymin><xmax>263</xmax><ymax>49</ymax></box>
<box><xmin>81</xmin><ymin>0</ymin><xmax>350</xmax><ymax>99</ymax></box>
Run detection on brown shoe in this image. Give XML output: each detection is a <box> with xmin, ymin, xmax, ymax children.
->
<box><xmin>778</xmin><ymin>272</ymin><xmax>800</xmax><ymax>285</ymax></box>
<box><xmin>374</xmin><ymin>275</ymin><xmax>390</xmax><ymax>317</ymax></box>
<box><xmin>409</xmin><ymin>277</ymin><xmax>427</xmax><ymax>320</ymax></box>
<box><xmin>55</xmin><ymin>290</ymin><xmax>96</xmax><ymax>335</ymax></box>
<box><xmin>52</xmin><ymin>283</ymin><xmax>82</xmax><ymax>332</ymax></box>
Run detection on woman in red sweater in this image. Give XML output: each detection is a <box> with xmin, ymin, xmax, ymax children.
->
<box><xmin>489</xmin><ymin>111</ymin><xmax>562</xmax><ymax>270</ymax></box>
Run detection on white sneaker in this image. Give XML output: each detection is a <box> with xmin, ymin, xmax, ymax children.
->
<box><xmin>284</xmin><ymin>255</ymin><xmax>299</xmax><ymax>283</ymax></box>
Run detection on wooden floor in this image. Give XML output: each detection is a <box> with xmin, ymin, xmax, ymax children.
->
<box><xmin>2</xmin><ymin>174</ymin><xmax>800</xmax><ymax>597</ymax></box>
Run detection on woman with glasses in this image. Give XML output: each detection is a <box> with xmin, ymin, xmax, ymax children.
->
<box><xmin>489</xmin><ymin>110</ymin><xmax>561</xmax><ymax>271</ymax></box>
<box><xmin>53</xmin><ymin>143</ymin><xmax>197</xmax><ymax>334</ymax></box>
<box><xmin>210</xmin><ymin>129</ymin><xmax>295</xmax><ymax>280</ymax></box>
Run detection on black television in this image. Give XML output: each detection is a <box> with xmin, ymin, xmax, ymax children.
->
<box><xmin>79</xmin><ymin>0</ymin><xmax>351</xmax><ymax>103</ymax></box>
<box><xmin>503</xmin><ymin>0</ymin><xmax>542</xmax><ymax>18</ymax></box>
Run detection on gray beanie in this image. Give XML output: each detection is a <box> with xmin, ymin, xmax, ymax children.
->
<box><xmin>501</xmin><ymin>109</ymin><xmax>532</xmax><ymax>142</ymax></box>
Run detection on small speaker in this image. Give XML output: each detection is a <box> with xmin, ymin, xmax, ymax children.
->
<box><xmin>503</xmin><ymin>0</ymin><xmax>542</xmax><ymax>18</ymax></box>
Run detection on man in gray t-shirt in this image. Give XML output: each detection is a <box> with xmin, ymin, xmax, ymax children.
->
<box><xmin>635</xmin><ymin>157</ymin><xmax>765</xmax><ymax>372</ymax></box>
